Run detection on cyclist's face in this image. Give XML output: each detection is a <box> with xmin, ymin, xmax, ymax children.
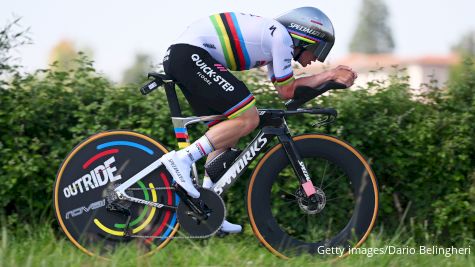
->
<box><xmin>297</xmin><ymin>49</ymin><xmax>318</xmax><ymax>67</ymax></box>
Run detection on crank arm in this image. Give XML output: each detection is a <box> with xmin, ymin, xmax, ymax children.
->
<box><xmin>117</xmin><ymin>192</ymin><xmax>177</xmax><ymax>210</ymax></box>
<box><xmin>114</xmin><ymin>158</ymin><xmax>163</xmax><ymax>196</ymax></box>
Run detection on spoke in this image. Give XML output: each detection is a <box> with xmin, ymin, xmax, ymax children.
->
<box><xmin>310</xmin><ymin>217</ymin><xmax>326</xmax><ymax>240</ymax></box>
<box><xmin>325</xmin><ymin>188</ymin><xmax>352</xmax><ymax>200</ymax></box>
<box><xmin>282</xmin><ymin>199</ymin><xmax>299</xmax><ymax>204</ymax></box>
<box><xmin>319</xmin><ymin>160</ymin><xmax>329</xmax><ymax>188</ymax></box>
<box><xmin>276</xmin><ymin>189</ymin><xmax>301</xmax><ymax>205</ymax></box>
<box><xmin>272</xmin><ymin>159</ymin><xmax>354</xmax><ymax>243</ymax></box>
<box><xmin>314</xmin><ymin>211</ymin><xmax>326</xmax><ymax>224</ymax></box>
<box><xmin>294</xmin><ymin>213</ymin><xmax>307</xmax><ymax>229</ymax></box>
<box><xmin>322</xmin><ymin>173</ymin><xmax>346</xmax><ymax>190</ymax></box>
<box><xmin>306</xmin><ymin>212</ymin><xmax>326</xmax><ymax>239</ymax></box>
<box><xmin>279</xmin><ymin>189</ymin><xmax>299</xmax><ymax>199</ymax></box>
<box><xmin>306</xmin><ymin>214</ymin><xmax>313</xmax><ymax>238</ymax></box>
<box><xmin>326</xmin><ymin>195</ymin><xmax>351</xmax><ymax>202</ymax></box>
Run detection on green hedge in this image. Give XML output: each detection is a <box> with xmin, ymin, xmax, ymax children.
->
<box><xmin>1</xmin><ymin>52</ymin><xmax>474</xmax><ymax>245</ymax></box>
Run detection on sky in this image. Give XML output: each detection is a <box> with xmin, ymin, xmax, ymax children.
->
<box><xmin>1</xmin><ymin>0</ymin><xmax>475</xmax><ymax>81</ymax></box>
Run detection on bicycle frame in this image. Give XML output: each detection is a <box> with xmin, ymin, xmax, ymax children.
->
<box><xmin>114</xmin><ymin>108</ymin><xmax>320</xmax><ymax>207</ymax></box>
<box><xmin>210</xmin><ymin>110</ymin><xmax>316</xmax><ymax>196</ymax></box>
<box><xmin>114</xmin><ymin>79</ymin><xmax>336</xmax><ymax>206</ymax></box>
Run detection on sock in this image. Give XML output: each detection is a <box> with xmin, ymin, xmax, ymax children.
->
<box><xmin>202</xmin><ymin>175</ymin><xmax>213</xmax><ymax>189</ymax></box>
<box><xmin>176</xmin><ymin>135</ymin><xmax>214</xmax><ymax>165</ymax></box>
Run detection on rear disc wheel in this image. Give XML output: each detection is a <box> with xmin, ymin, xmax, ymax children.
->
<box><xmin>53</xmin><ymin>130</ymin><xmax>179</xmax><ymax>258</ymax></box>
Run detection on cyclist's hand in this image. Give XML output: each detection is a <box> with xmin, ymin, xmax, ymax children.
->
<box><xmin>331</xmin><ymin>65</ymin><xmax>358</xmax><ymax>88</ymax></box>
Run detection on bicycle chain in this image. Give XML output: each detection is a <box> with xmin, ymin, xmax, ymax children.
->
<box><xmin>125</xmin><ymin>187</ymin><xmax>175</xmax><ymax>191</ymax></box>
<box><xmin>121</xmin><ymin>187</ymin><xmax>222</xmax><ymax>240</ymax></box>
<box><xmin>130</xmin><ymin>232</ymin><xmax>218</xmax><ymax>239</ymax></box>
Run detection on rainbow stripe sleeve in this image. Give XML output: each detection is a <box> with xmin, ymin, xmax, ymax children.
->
<box><xmin>271</xmin><ymin>73</ymin><xmax>295</xmax><ymax>87</ymax></box>
<box><xmin>224</xmin><ymin>94</ymin><xmax>256</xmax><ymax>119</ymax></box>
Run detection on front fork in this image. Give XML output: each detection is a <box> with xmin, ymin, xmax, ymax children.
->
<box><xmin>278</xmin><ymin>134</ymin><xmax>317</xmax><ymax>198</ymax></box>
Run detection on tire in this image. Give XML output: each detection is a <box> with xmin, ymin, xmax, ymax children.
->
<box><xmin>53</xmin><ymin>130</ymin><xmax>179</xmax><ymax>258</ymax></box>
<box><xmin>247</xmin><ymin>134</ymin><xmax>378</xmax><ymax>259</ymax></box>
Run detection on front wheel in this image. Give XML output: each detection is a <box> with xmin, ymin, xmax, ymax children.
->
<box><xmin>247</xmin><ymin>134</ymin><xmax>378</xmax><ymax>259</ymax></box>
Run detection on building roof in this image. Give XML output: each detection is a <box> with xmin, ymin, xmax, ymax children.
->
<box><xmin>408</xmin><ymin>54</ymin><xmax>459</xmax><ymax>66</ymax></box>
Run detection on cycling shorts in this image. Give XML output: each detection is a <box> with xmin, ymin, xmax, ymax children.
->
<box><xmin>163</xmin><ymin>44</ymin><xmax>256</xmax><ymax>127</ymax></box>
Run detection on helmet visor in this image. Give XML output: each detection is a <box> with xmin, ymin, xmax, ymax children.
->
<box><xmin>303</xmin><ymin>40</ymin><xmax>333</xmax><ymax>63</ymax></box>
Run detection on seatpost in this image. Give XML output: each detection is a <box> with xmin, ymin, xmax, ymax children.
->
<box><xmin>164</xmin><ymin>82</ymin><xmax>182</xmax><ymax>117</ymax></box>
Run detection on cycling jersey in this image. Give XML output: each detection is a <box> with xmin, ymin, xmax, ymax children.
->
<box><xmin>175</xmin><ymin>12</ymin><xmax>295</xmax><ymax>86</ymax></box>
<box><xmin>163</xmin><ymin>44</ymin><xmax>254</xmax><ymax>127</ymax></box>
<box><xmin>163</xmin><ymin>12</ymin><xmax>296</xmax><ymax>127</ymax></box>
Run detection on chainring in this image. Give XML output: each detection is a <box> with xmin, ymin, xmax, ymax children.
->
<box><xmin>177</xmin><ymin>188</ymin><xmax>225</xmax><ymax>237</ymax></box>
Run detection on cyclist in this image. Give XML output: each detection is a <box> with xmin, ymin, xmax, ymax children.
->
<box><xmin>161</xmin><ymin>7</ymin><xmax>357</xmax><ymax>233</ymax></box>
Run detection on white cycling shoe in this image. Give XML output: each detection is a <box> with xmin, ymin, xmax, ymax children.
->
<box><xmin>203</xmin><ymin>176</ymin><xmax>242</xmax><ymax>234</ymax></box>
<box><xmin>160</xmin><ymin>151</ymin><xmax>200</xmax><ymax>198</ymax></box>
<box><xmin>220</xmin><ymin>220</ymin><xmax>242</xmax><ymax>233</ymax></box>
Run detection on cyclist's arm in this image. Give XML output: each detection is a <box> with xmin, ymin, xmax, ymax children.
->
<box><xmin>275</xmin><ymin>71</ymin><xmax>334</xmax><ymax>100</ymax></box>
<box><xmin>275</xmin><ymin>66</ymin><xmax>357</xmax><ymax>100</ymax></box>
<box><xmin>266</xmin><ymin>23</ymin><xmax>356</xmax><ymax>100</ymax></box>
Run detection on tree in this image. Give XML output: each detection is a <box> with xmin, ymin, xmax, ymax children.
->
<box><xmin>0</xmin><ymin>17</ymin><xmax>30</xmax><ymax>76</ymax></box>
<box><xmin>121</xmin><ymin>53</ymin><xmax>153</xmax><ymax>85</ymax></box>
<box><xmin>349</xmin><ymin>0</ymin><xmax>395</xmax><ymax>54</ymax></box>
<box><xmin>452</xmin><ymin>31</ymin><xmax>475</xmax><ymax>57</ymax></box>
<box><xmin>48</xmin><ymin>39</ymin><xmax>78</xmax><ymax>71</ymax></box>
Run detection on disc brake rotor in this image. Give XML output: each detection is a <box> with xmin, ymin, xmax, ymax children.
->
<box><xmin>177</xmin><ymin>188</ymin><xmax>226</xmax><ymax>237</ymax></box>
<box><xmin>296</xmin><ymin>187</ymin><xmax>326</xmax><ymax>214</ymax></box>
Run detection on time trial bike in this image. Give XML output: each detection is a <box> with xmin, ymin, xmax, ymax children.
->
<box><xmin>53</xmin><ymin>72</ymin><xmax>379</xmax><ymax>260</ymax></box>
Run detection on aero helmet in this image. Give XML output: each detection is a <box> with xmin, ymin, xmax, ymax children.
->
<box><xmin>276</xmin><ymin>7</ymin><xmax>335</xmax><ymax>62</ymax></box>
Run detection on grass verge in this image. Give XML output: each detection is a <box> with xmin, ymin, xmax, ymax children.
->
<box><xmin>0</xmin><ymin>225</ymin><xmax>473</xmax><ymax>267</ymax></box>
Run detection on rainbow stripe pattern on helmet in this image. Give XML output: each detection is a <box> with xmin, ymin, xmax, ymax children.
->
<box><xmin>210</xmin><ymin>12</ymin><xmax>251</xmax><ymax>71</ymax></box>
<box><xmin>276</xmin><ymin>7</ymin><xmax>335</xmax><ymax>62</ymax></box>
<box><xmin>288</xmin><ymin>29</ymin><xmax>322</xmax><ymax>45</ymax></box>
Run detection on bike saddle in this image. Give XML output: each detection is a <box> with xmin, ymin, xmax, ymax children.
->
<box><xmin>147</xmin><ymin>72</ymin><xmax>174</xmax><ymax>82</ymax></box>
<box><xmin>141</xmin><ymin>72</ymin><xmax>175</xmax><ymax>95</ymax></box>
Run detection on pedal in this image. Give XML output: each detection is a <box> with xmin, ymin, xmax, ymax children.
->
<box><xmin>176</xmin><ymin>188</ymin><xmax>226</xmax><ymax>237</ymax></box>
<box><xmin>215</xmin><ymin>228</ymin><xmax>243</xmax><ymax>238</ymax></box>
<box><xmin>215</xmin><ymin>230</ymin><xmax>229</xmax><ymax>238</ymax></box>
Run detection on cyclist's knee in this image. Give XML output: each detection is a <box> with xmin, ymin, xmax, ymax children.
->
<box><xmin>234</xmin><ymin>107</ymin><xmax>259</xmax><ymax>135</ymax></box>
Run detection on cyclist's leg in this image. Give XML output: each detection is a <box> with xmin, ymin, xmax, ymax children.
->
<box><xmin>201</xmin><ymin>109</ymin><xmax>259</xmax><ymax>233</ymax></box>
<box><xmin>205</xmin><ymin>107</ymin><xmax>259</xmax><ymax>149</ymax></box>
<box><xmin>203</xmin><ymin>105</ymin><xmax>259</xmax><ymax>180</ymax></box>
<box><xmin>162</xmin><ymin>44</ymin><xmax>258</xmax><ymax>199</ymax></box>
